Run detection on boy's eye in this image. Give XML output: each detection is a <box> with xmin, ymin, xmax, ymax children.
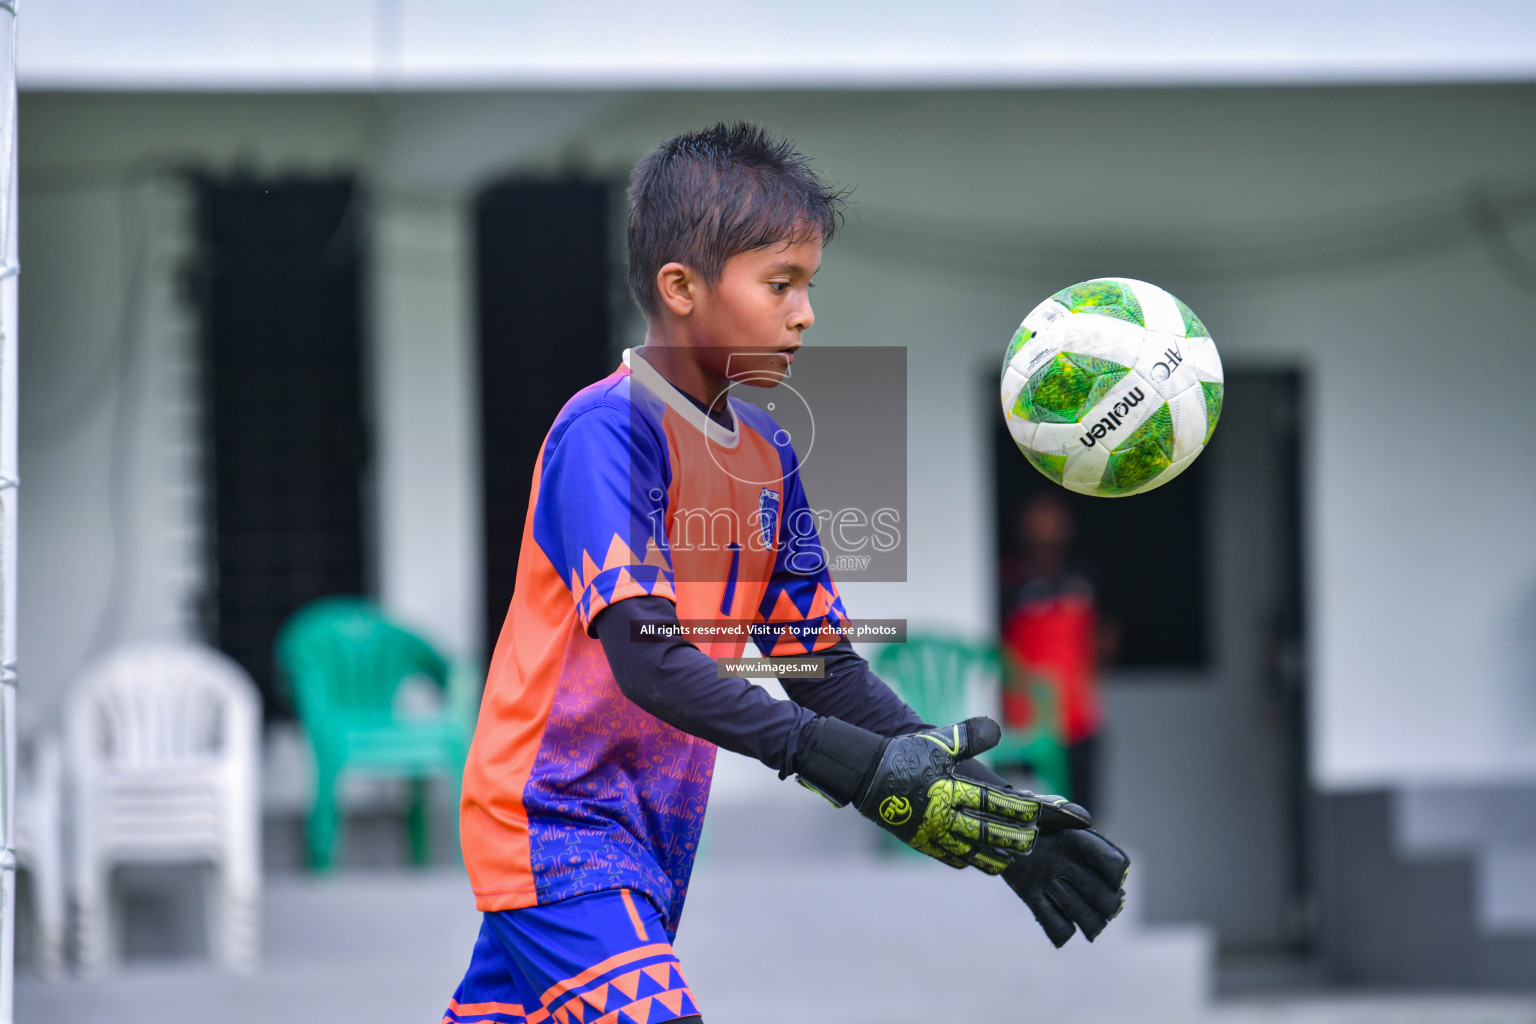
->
<box><xmin>769</xmin><ymin>281</ymin><xmax>789</xmax><ymax>293</ymax></box>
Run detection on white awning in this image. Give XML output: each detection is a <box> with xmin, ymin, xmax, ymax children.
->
<box><xmin>20</xmin><ymin>0</ymin><xmax>1536</xmax><ymax>91</ymax></box>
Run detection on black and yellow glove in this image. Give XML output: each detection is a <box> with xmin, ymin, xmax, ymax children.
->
<box><xmin>947</xmin><ymin>759</ymin><xmax>1131</xmax><ymax>947</ymax></box>
<box><xmin>794</xmin><ymin>716</ymin><xmax>1090</xmax><ymax>873</ymax></box>
<box><xmin>1003</xmin><ymin>827</ymin><xmax>1130</xmax><ymax>946</ymax></box>
<box><xmin>1001</xmin><ymin>829</ymin><xmax>1124</xmax><ymax>951</ymax></box>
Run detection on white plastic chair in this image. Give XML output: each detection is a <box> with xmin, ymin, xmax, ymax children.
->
<box><xmin>67</xmin><ymin>642</ymin><xmax>262</xmax><ymax>972</ymax></box>
<box><xmin>15</xmin><ymin>731</ymin><xmax>67</xmax><ymax>976</ymax></box>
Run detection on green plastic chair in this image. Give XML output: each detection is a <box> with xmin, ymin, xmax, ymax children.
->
<box><xmin>873</xmin><ymin>636</ymin><xmax>984</xmax><ymax>728</ymax></box>
<box><xmin>989</xmin><ymin>652</ymin><xmax>1070</xmax><ymax>800</ymax></box>
<box><xmin>873</xmin><ymin>636</ymin><xmax>1069</xmax><ymax>798</ymax></box>
<box><xmin>274</xmin><ymin>597</ymin><xmax>478</xmax><ymax>871</ymax></box>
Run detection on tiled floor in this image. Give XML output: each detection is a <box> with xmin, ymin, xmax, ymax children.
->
<box><xmin>17</xmin><ymin>862</ymin><xmax>1536</xmax><ymax>1024</ymax></box>
<box><xmin>18</xmin><ymin>760</ymin><xmax>1536</xmax><ymax>1024</ymax></box>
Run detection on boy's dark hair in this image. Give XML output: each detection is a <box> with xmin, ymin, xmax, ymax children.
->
<box><xmin>627</xmin><ymin>121</ymin><xmax>849</xmax><ymax>317</ymax></box>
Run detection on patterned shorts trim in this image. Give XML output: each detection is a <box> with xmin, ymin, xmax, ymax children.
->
<box><xmin>445</xmin><ymin>888</ymin><xmax>699</xmax><ymax>1024</ymax></box>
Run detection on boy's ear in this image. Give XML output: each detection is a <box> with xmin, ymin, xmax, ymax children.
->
<box><xmin>655</xmin><ymin>262</ymin><xmax>696</xmax><ymax>317</ymax></box>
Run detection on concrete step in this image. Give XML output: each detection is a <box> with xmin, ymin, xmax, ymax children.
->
<box><xmin>1395</xmin><ymin>784</ymin><xmax>1536</xmax><ymax>934</ymax></box>
<box><xmin>676</xmin><ymin>859</ymin><xmax>1213</xmax><ymax>1024</ymax></box>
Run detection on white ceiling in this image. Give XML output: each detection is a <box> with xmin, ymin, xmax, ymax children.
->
<box><xmin>18</xmin><ymin>0</ymin><xmax>1536</xmax><ymax>91</ymax></box>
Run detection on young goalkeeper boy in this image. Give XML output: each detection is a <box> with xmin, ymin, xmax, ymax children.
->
<box><xmin>445</xmin><ymin>122</ymin><xmax>1129</xmax><ymax>1024</ymax></box>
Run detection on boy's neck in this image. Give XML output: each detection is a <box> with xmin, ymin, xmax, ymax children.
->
<box><xmin>635</xmin><ymin>325</ymin><xmax>729</xmax><ymax>412</ymax></box>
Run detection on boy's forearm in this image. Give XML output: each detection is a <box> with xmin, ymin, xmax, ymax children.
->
<box><xmin>593</xmin><ymin>596</ymin><xmax>930</xmax><ymax>778</ymax></box>
<box><xmin>594</xmin><ymin>595</ymin><xmax>818</xmax><ymax>775</ymax></box>
<box><xmin>778</xmin><ymin>640</ymin><xmax>927</xmax><ymax>738</ymax></box>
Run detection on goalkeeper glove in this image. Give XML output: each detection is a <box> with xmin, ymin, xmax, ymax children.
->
<box><xmin>947</xmin><ymin>758</ymin><xmax>1130</xmax><ymax>947</ymax></box>
<box><xmin>794</xmin><ymin>716</ymin><xmax>1090</xmax><ymax>873</ymax></box>
<box><xmin>1002</xmin><ymin>826</ymin><xmax>1130</xmax><ymax>947</ymax></box>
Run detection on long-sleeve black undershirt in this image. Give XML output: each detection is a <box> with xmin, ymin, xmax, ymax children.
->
<box><xmin>592</xmin><ymin>595</ymin><xmax>926</xmax><ymax>776</ymax></box>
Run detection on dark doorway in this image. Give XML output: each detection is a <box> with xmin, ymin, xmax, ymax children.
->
<box><xmin>476</xmin><ymin>180</ymin><xmax>612</xmax><ymax>655</ymax></box>
<box><xmin>194</xmin><ymin>177</ymin><xmax>368</xmax><ymax>717</ymax></box>
<box><xmin>993</xmin><ymin>393</ymin><xmax>1209</xmax><ymax>670</ymax></box>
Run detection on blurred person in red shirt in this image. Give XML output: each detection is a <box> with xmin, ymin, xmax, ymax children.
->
<box><xmin>999</xmin><ymin>492</ymin><xmax>1117</xmax><ymax>816</ymax></box>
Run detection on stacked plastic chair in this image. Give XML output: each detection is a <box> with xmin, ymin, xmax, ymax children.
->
<box><xmin>873</xmin><ymin>636</ymin><xmax>1068</xmax><ymax>798</ymax></box>
<box><xmin>67</xmin><ymin>642</ymin><xmax>262</xmax><ymax>972</ymax></box>
<box><xmin>14</xmin><ymin>731</ymin><xmax>66</xmax><ymax>977</ymax></box>
<box><xmin>274</xmin><ymin>598</ymin><xmax>476</xmax><ymax>872</ymax></box>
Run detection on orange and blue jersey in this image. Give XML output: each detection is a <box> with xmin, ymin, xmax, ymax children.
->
<box><xmin>460</xmin><ymin>348</ymin><xmax>848</xmax><ymax>936</ymax></box>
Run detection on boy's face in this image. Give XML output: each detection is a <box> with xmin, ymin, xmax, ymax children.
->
<box><xmin>684</xmin><ymin>235</ymin><xmax>821</xmax><ymax>391</ymax></box>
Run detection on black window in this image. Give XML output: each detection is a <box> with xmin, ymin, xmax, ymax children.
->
<box><xmin>476</xmin><ymin>180</ymin><xmax>612</xmax><ymax>656</ymax></box>
<box><xmin>194</xmin><ymin>177</ymin><xmax>368</xmax><ymax>714</ymax></box>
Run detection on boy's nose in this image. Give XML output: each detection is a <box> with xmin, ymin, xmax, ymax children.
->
<box><xmin>789</xmin><ymin>300</ymin><xmax>814</xmax><ymax>332</ymax></box>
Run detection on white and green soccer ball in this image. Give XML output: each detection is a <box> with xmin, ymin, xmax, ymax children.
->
<box><xmin>1000</xmin><ymin>278</ymin><xmax>1224</xmax><ymax>497</ymax></box>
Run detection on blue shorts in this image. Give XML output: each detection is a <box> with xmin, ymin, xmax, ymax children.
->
<box><xmin>444</xmin><ymin>888</ymin><xmax>700</xmax><ymax>1024</ymax></box>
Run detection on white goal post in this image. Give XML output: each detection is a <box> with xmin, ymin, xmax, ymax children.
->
<box><xmin>0</xmin><ymin>0</ymin><xmax>18</xmax><ymax>1019</ymax></box>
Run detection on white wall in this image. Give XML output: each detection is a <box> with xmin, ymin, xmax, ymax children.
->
<box><xmin>19</xmin><ymin>0</ymin><xmax>1536</xmax><ymax>89</ymax></box>
<box><xmin>17</xmin><ymin>177</ymin><xmax>201</xmax><ymax>733</ymax></box>
<box><xmin>368</xmin><ymin>192</ymin><xmax>482</xmax><ymax>660</ymax></box>
<box><xmin>19</xmin><ymin>85</ymin><xmax>1536</xmax><ymax>792</ymax></box>
<box><xmin>18</xmin><ymin>96</ymin><xmax>372</xmax><ymax>729</ymax></box>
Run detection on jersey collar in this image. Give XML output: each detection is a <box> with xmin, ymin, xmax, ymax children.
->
<box><xmin>623</xmin><ymin>347</ymin><xmax>741</xmax><ymax>449</ymax></box>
